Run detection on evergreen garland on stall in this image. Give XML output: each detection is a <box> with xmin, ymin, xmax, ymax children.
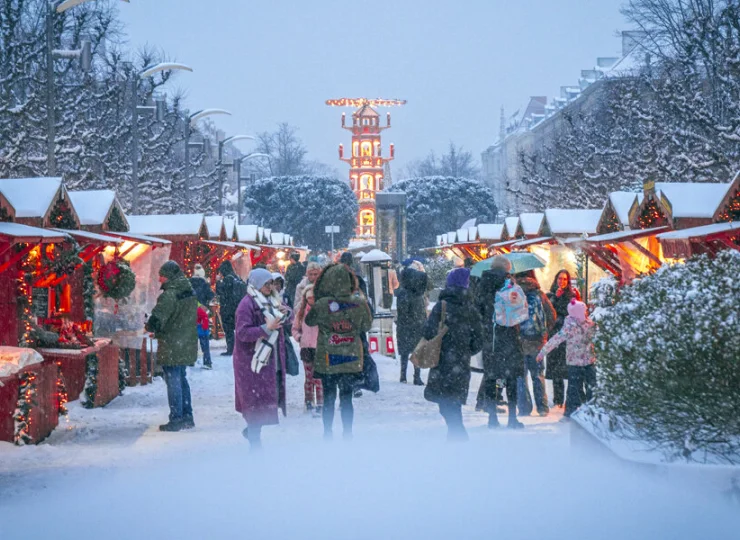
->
<box><xmin>638</xmin><ymin>198</ymin><xmax>668</xmax><ymax>229</ymax></box>
<box><xmin>13</xmin><ymin>372</ymin><xmax>38</xmax><ymax>445</ymax></box>
<box><xmin>717</xmin><ymin>187</ymin><xmax>740</xmax><ymax>223</ymax></box>
<box><xmin>49</xmin><ymin>198</ymin><xmax>77</xmax><ymax>229</ymax></box>
<box><xmin>56</xmin><ymin>365</ymin><xmax>69</xmax><ymax>416</ymax></box>
<box><xmin>47</xmin><ymin>241</ymin><xmax>83</xmax><ymax>278</ymax></box>
<box><xmin>81</xmin><ymin>353</ymin><xmax>99</xmax><ymax>409</ymax></box>
<box><xmin>16</xmin><ymin>247</ymin><xmax>35</xmax><ymax>348</ymax></box>
<box><xmin>83</xmin><ymin>261</ymin><xmax>95</xmax><ymax>323</ymax></box>
<box><xmin>106</xmin><ymin>206</ymin><xmax>127</xmax><ymax>232</ymax></box>
<box><xmin>118</xmin><ymin>356</ymin><xmax>128</xmax><ymax>394</ymax></box>
<box><xmin>0</xmin><ymin>204</ymin><xmax>13</xmax><ymax>222</ymax></box>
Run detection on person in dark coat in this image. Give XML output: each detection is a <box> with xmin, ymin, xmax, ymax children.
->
<box><xmin>145</xmin><ymin>261</ymin><xmax>198</xmax><ymax>432</ymax></box>
<box><xmin>546</xmin><ymin>269</ymin><xmax>581</xmax><ymax>407</ymax></box>
<box><xmin>216</xmin><ymin>260</ymin><xmax>245</xmax><ymax>356</ymax></box>
<box><xmin>476</xmin><ymin>256</ymin><xmax>526</xmax><ymax>429</ymax></box>
<box><xmin>395</xmin><ymin>266</ymin><xmax>428</xmax><ymax>385</ymax></box>
<box><xmin>284</xmin><ymin>253</ymin><xmax>305</xmax><ymax>308</ymax></box>
<box><xmin>189</xmin><ymin>264</ymin><xmax>214</xmax><ymax>307</ymax></box>
<box><xmin>423</xmin><ymin>268</ymin><xmax>483</xmax><ymax>441</ymax></box>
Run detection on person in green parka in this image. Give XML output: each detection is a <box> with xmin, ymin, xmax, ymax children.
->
<box><xmin>305</xmin><ymin>263</ymin><xmax>372</xmax><ymax>440</ymax></box>
<box><xmin>145</xmin><ymin>260</ymin><xmax>198</xmax><ymax>432</ymax></box>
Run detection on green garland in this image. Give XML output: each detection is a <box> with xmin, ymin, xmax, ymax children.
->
<box><xmin>16</xmin><ymin>248</ymin><xmax>35</xmax><ymax>347</ymax></box>
<box><xmin>82</xmin><ymin>353</ymin><xmax>99</xmax><ymax>409</ymax></box>
<box><xmin>49</xmin><ymin>198</ymin><xmax>77</xmax><ymax>229</ymax></box>
<box><xmin>106</xmin><ymin>206</ymin><xmax>127</xmax><ymax>232</ymax></box>
<box><xmin>118</xmin><ymin>356</ymin><xmax>128</xmax><ymax>395</ymax></box>
<box><xmin>83</xmin><ymin>261</ymin><xmax>95</xmax><ymax>323</ymax></box>
<box><xmin>56</xmin><ymin>367</ymin><xmax>69</xmax><ymax>416</ymax></box>
<box><xmin>0</xmin><ymin>204</ymin><xmax>12</xmax><ymax>222</ymax></box>
<box><xmin>48</xmin><ymin>240</ymin><xmax>83</xmax><ymax>278</ymax></box>
<box><xmin>14</xmin><ymin>371</ymin><xmax>38</xmax><ymax>445</ymax></box>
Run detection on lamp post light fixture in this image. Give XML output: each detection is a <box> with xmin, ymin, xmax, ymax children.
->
<box><xmin>46</xmin><ymin>0</ymin><xmax>129</xmax><ymax>176</ymax></box>
<box><xmin>183</xmin><ymin>109</ymin><xmax>232</xmax><ymax>210</ymax></box>
<box><xmin>217</xmin><ymin>135</ymin><xmax>255</xmax><ymax>215</ymax></box>
<box><xmin>233</xmin><ymin>152</ymin><xmax>271</xmax><ymax>224</ymax></box>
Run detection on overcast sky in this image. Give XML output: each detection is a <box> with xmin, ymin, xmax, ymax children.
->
<box><xmin>119</xmin><ymin>0</ymin><xmax>627</xmax><ymax>176</ymax></box>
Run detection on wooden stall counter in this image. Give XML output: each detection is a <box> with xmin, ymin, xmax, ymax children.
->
<box><xmin>0</xmin><ymin>347</ymin><xmax>60</xmax><ymax>444</ymax></box>
<box><xmin>111</xmin><ymin>333</ymin><xmax>157</xmax><ymax>387</ymax></box>
<box><xmin>37</xmin><ymin>338</ymin><xmax>120</xmax><ymax>408</ymax></box>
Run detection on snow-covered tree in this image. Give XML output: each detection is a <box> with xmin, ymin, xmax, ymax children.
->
<box><xmin>390</xmin><ymin>177</ymin><xmax>497</xmax><ymax>252</ymax></box>
<box><xmin>592</xmin><ymin>250</ymin><xmax>740</xmax><ymax>463</ymax></box>
<box><xmin>242</xmin><ymin>175</ymin><xmax>357</xmax><ymax>250</ymax></box>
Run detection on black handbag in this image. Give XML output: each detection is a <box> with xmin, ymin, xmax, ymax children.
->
<box><xmin>358</xmin><ymin>337</ymin><xmax>380</xmax><ymax>393</ymax></box>
<box><xmin>284</xmin><ymin>333</ymin><xmax>300</xmax><ymax>376</ymax></box>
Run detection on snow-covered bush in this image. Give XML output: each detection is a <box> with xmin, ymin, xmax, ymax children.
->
<box><xmin>423</xmin><ymin>257</ymin><xmax>455</xmax><ymax>289</ymax></box>
<box><xmin>589</xmin><ymin>276</ymin><xmax>619</xmax><ymax>321</ymax></box>
<box><xmin>593</xmin><ymin>250</ymin><xmax>740</xmax><ymax>463</ymax></box>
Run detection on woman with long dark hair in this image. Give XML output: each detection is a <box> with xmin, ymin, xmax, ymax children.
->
<box><xmin>545</xmin><ymin>270</ymin><xmax>581</xmax><ymax>408</ymax></box>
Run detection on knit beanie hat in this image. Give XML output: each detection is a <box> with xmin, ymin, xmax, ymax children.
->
<box><xmin>567</xmin><ymin>299</ymin><xmax>588</xmax><ymax>322</ymax></box>
<box><xmin>159</xmin><ymin>260</ymin><xmax>182</xmax><ymax>280</ymax></box>
<box><xmin>446</xmin><ymin>267</ymin><xmax>470</xmax><ymax>289</ymax></box>
<box><xmin>248</xmin><ymin>268</ymin><xmax>273</xmax><ymax>290</ymax></box>
<box><xmin>490</xmin><ymin>255</ymin><xmax>512</xmax><ymax>273</ymax></box>
<box><xmin>192</xmin><ymin>264</ymin><xmax>206</xmax><ymax>278</ymax></box>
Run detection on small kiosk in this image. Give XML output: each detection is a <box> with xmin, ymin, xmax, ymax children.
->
<box><xmin>360</xmin><ymin>249</ymin><xmax>395</xmax><ymax>357</ymax></box>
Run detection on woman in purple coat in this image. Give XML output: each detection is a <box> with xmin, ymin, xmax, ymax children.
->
<box><xmin>233</xmin><ymin>268</ymin><xmax>292</xmax><ymax>450</ymax></box>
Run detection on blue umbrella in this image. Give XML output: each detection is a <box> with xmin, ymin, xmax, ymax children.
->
<box><xmin>471</xmin><ymin>252</ymin><xmax>546</xmax><ymax>277</ymax></box>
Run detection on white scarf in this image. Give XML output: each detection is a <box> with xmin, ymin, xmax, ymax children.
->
<box><xmin>248</xmin><ymin>284</ymin><xmax>285</xmax><ymax>373</ymax></box>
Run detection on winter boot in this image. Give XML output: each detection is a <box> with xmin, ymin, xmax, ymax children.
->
<box><xmin>487</xmin><ymin>412</ymin><xmax>500</xmax><ymax>429</ymax></box>
<box><xmin>413</xmin><ymin>368</ymin><xmax>424</xmax><ymax>386</ymax></box>
<box><xmin>159</xmin><ymin>420</ymin><xmax>183</xmax><ymax>432</ymax></box>
<box><xmin>507</xmin><ymin>405</ymin><xmax>524</xmax><ymax>429</ymax></box>
<box><xmin>181</xmin><ymin>416</ymin><xmax>195</xmax><ymax>430</ymax></box>
<box><xmin>306</xmin><ymin>402</ymin><xmax>314</xmax><ymax>413</ymax></box>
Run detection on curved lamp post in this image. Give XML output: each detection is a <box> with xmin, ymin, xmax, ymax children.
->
<box><xmin>182</xmin><ymin>109</ymin><xmax>232</xmax><ymax>209</ymax></box>
<box><xmin>217</xmin><ymin>135</ymin><xmax>255</xmax><ymax>215</ymax></box>
<box><xmin>234</xmin><ymin>152</ymin><xmax>271</xmax><ymax>223</ymax></box>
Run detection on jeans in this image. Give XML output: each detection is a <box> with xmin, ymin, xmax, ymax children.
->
<box><xmin>552</xmin><ymin>378</ymin><xmax>565</xmax><ymax>406</ymax></box>
<box><xmin>162</xmin><ymin>366</ymin><xmax>193</xmax><ymax>422</ymax></box>
<box><xmin>565</xmin><ymin>365</ymin><xmax>596</xmax><ymax>417</ymax></box>
<box><xmin>223</xmin><ymin>318</ymin><xmax>235</xmax><ymax>354</ymax></box>
<box><xmin>438</xmin><ymin>399</ymin><xmax>468</xmax><ymax>441</ymax></box>
<box><xmin>198</xmin><ymin>330</ymin><xmax>211</xmax><ymax>366</ymax></box>
<box><xmin>321</xmin><ymin>374</ymin><xmax>355</xmax><ymax>436</ymax></box>
<box><xmin>518</xmin><ymin>354</ymin><xmax>549</xmax><ymax>415</ymax></box>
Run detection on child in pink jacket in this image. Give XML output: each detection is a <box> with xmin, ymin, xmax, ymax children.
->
<box><xmin>292</xmin><ymin>285</ymin><xmax>322</xmax><ymax>412</ymax></box>
<box><xmin>537</xmin><ymin>299</ymin><xmax>596</xmax><ymax>417</ymax></box>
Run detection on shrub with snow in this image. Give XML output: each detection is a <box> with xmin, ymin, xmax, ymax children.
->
<box><xmin>592</xmin><ymin>250</ymin><xmax>740</xmax><ymax>463</ymax></box>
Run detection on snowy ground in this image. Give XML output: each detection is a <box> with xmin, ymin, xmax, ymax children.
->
<box><xmin>1</xmin><ymin>340</ymin><xmax>738</xmax><ymax>538</ymax></box>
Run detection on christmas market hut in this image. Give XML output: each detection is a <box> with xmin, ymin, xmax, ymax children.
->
<box><xmin>519</xmin><ymin>212</ymin><xmax>548</xmax><ymax>239</ymax></box>
<box><xmin>68</xmin><ymin>190</ymin><xmax>129</xmax><ymax>234</ymax></box>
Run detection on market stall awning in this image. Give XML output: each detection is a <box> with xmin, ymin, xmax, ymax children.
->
<box><xmin>205</xmin><ymin>240</ymin><xmax>259</xmax><ymax>252</ymax></box>
<box><xmin>657</xmin><ymin>221</ymin><xmax>739</xmax><ymax>259</ymax></box>
<box><xmin>0</xmin><ymin>222</ymin><xmax>68</xmax><ymax>243</ymax></box>
<box><xmin>490</xmin><ymin>239</ymin><xmax>520</xmax><ymax>248</ymax></box>
<box><xmin>104</xmin><ymin>231</ymin><xmax>171</xmax><ymax>247</ymax></box>
<box><xmin>53</xmin><ymin>228</ymin><xmax>124</xmax><ymax>245</ymax></box>
<box><xmin>511</xmin><ymin>236</ymin><xmax>555</xmax><ymax>249</ymax></box>
<box><xmin>587</xmin><ymin>226</ymin><xmax>669</xmax><ymax>245</ymax></box>
<box><xmin>656</xmin><ymin>221</ymin><xmax>740</xmax><ymax>241</ymax></box>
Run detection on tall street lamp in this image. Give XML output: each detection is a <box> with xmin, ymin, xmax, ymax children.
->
<box><xmin>184</xmin><ymin>109</ymin><xmax>232</xmax><ymax>210</ymax></box>
<box><xmin>217</xmin><ymin>135</ymin><xmax>254</xmax><ymax>215</ymax></box>
<box><xmin>46</xmin><ymin>0</ymin><xmax>128</xmax><ymax>176</ymax></box>
<box><xmin>128</xmin><ymin>62</ymin><xmax>193</xmax><ymax>212</ymax></box>
<box><xmin>233</xmin><ymin>153</ymin><xmax>271</xmax><ymax>224</ymax></box>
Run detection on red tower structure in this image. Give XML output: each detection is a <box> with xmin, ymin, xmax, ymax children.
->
<box><xmin>326</xmin><ymin>98</ymin><xmax>406</xmax><ymax>239</ymax></box>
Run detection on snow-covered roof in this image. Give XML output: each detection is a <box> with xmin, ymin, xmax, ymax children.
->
<box><xmin>588</xmin><ymin>226</ymin><xmax>668</xmax><ymax>244</ymax></box>
<box><xmin>468</xmin><ymin>226</ymin><xmax>478</xmax><ymax>241</ymax></box>
<box><xmin>105</xmin><ymin>231</ymin><xmax>171</xmax><ymax>245</ymax></box>
<box><xmin>512</xmin><ymin>236</ymin><xmax>555</xmax><ymax>248</ymax></box>
<box><xmin>126</xmin><ymin>214</ymin><xmax>206</xmax><ymax>237</ymax></box>
<box><xmin>477</xmin><ymin>223</ymin><xmax>505</xmax><ymax>241</ymax></box>
<box><xmin>53</xmin><ymin>228</ymin><xmax>124</xmax><ymax>245</ymax></box>
<box><xmin>0</xmin><ymin>177</ymin><xmax>62</xmax><ymax>218</ymax></box>
<box><xmin>656</xmin><ymin>221</ymin><xmax>740</xmax><ymax>241</ymax></box>
<box><xmin>271</xmin><ymin>232</ymin><xmax>285</xmax><ymax>245</ymax></box>
<box><xmin>68</xmin><ymin>190</ymin><xmax>118</xmax><ymax>226</ymax></box>
<box><xmin>204</xmin><ymin>216</ymin><xmax>224</xmax><ymax>239</ymax></box>
<box><xmin>504</xmin><ymin>217</ymin><xmax>520</xmax><ymax>237</ymax></box>
<box><xmin>348</xmin><ymin>239</ymin><xmax>376</xmax><ymax>250</ymax></box>
<box><xmin>519</xmin><ymin>213</ymin><xmax>544</xmax><ymax>236</ymax></box>
<box><xmin>0</xmin><ymin>222</ymin><xmax>68</xmax><ymax>242</ymax></box>
<box><xmin>545</xmin><ymin>209</ymin><xmax>602</xmax><ymax>235</ymax></box>
<box><xmin>360</xmin><ymin>249</ymin><xmax>392</xmax><ymax>263</ymax></box>
<box><xmin>608</xmin><ymin>192</ymin><xmax>642</xmax><ymax>226</ymax></box>
<box><xmin>456</xmin><ymin>228</ymin><xmax>469</xmax><ymax>242</ymax></box>
<box><xmin>236</xmin><ymin>225</ymin><xmax>260</xmax><ymax>243</ymax></box>
<box><xmin>655</xmin><ymin>182</ymin><xmax>731</xmax><ymax>219</ymax></box>
<box><xmin>223</xmin><ymin>218</ymin><xmax>236</xmax><ymax>240</ymax></box>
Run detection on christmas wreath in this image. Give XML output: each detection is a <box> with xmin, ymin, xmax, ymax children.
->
<box><xmin>97</xmin><ymin>260</ymin><xmax>136</xmax><ymax>300</ymax></box>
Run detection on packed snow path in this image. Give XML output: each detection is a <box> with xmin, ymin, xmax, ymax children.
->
<box><xmin>1</xmin><ymin>341</ymin><xmax>738</xmax><ymax>539</ymax></box>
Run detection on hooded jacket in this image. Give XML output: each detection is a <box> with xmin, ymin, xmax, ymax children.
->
<box><xmin>539</xmin><ymin>316</ymin><xmax>596</xmax><ymax>367</ymax></box>
<box><xmin>216</xmin><ymin>260</ymin><xmax>245</xmax><ymax>322</ymax></box>
<box><xmin>395</xmin><ymin>267</ymin><xmax>428</xmax><ymax>357</ymax></box>
<box><xmin>145</xmin><ymin>276</ymin><xmax>198</xmax><ymax>367</ymax></box>
<box><xmin>305</xmin><ymin>264</ymin><xmax>372</xmax><ymax>375</ymax></box>
<box><xmin>516</xmin><ymin>276</ymin><xmax>557</xmax><ymax>356</ymax></box>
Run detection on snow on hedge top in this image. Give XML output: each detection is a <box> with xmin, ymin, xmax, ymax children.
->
<box><xmin>609</xmin><ymin>192</ymin><xmax>642</xmax><ymax>226</ymax></box>
<box><xmin>68</xmin><ymin>190</ymin><xmax>116</xmax><ymax>225</ymax></box>
<box><xmin>519</xmin><ymin>213</ymin><xmax>544</xmax><ymax>236</ymax></box>
<box><xmin>0</xmin><ymin>177</ymin><xmax>61</xmax><ymax>218</ymax></box>
<box><xmin>504</xmin><ymin>217</ymin><xmax>520</xmax><ymax>237</ymax></box>
<box><xmin>0</xmin><ymin>346</ymin><xmax>44</xmax><ymax>379</ymax></box>
<box><xmin>127</xmin><ymin>214</ymin><xmax>205</xmax><ymax>237</ymax></box>
<box><xmin>204</xmin><ymin>216</ymin><xmax>224</xmax><ymax>239</ymax></box>
<box><xmin>655</xmin><ymin>182</ymin><xmax>731</xmax><ymax>219</ymax></box>
<box><xmin>545</xmin><ymin>209</ymin><xmax>602</xmax><ymax>235</ymax></box>
<box><xmin>477</xmin><ymin>223</ymin><xmax>505</xmax><ymax>241</ymax></box>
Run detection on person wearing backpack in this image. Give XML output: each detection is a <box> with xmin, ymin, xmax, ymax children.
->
<box><xmin>216</xmin><ymin>260</ymin><xmax>246</xmax><ymax>356</ymax></box>
<box><xmin>476</xmin><ymin>256</ymin><xmax>528</xmax><ymax>429</ymax></box>
<box><xmin>514</xmin><ymin>271</ymin><xmax>556</xmax><ymax>416</ymax></box>
<box><xmin>423</xmin><ymin>268</ymin><xmax>483</xmax><ymax>441</ymax></box>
